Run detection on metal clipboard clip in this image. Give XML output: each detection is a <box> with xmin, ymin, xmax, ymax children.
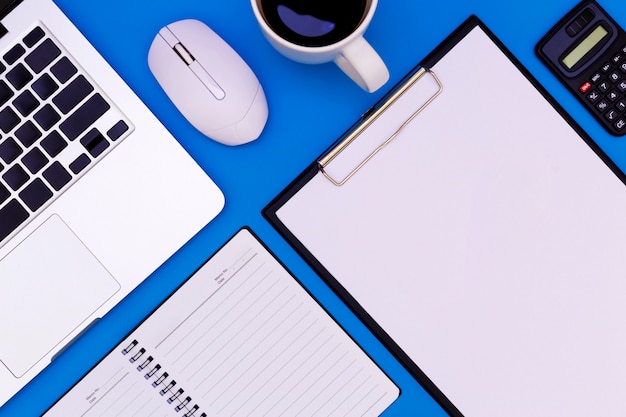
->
<box><xmin>318</xmin><ymin>68</ymin><xmax>443</xmax><ymax>186</ymax></box>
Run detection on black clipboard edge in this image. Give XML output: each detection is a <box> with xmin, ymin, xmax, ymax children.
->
<box><xmin>263</xmin><ymin>15</ymin><xmax>626</xmax><ymax>417</ymax></box>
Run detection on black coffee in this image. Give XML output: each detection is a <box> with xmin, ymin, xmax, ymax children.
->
<box><xmin>259</xmin><ymin>0</ymin><xmax>368</xmax><ymax>47</ymax></box>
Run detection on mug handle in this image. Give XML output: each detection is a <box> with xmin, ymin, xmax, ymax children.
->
<box><xmin>334</xmin><ymin>36</ymin><xmax>389</xmax><ymax>93</ymax></box>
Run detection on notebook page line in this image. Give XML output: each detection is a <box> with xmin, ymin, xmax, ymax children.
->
<box><xmin>169</xmin><ymin>270</ymin><xmax>282</xmax><ymax>372</ymax></box>
<box><xmin>153</xmin><ymin>250</ymin><xmax>259</xmax><ymax>352</ymax></box>
<box><xmin>159</xmin><ymin>261</ymin><xmax>266</xmax><ymax>361</ymax></box>
<box><xmin>214</xmin><ymin>330</ymin><xmax>334</xmax><ymax>414</ymax></box>
<box><xmin>245</xmin><ymin>349</ymin><xmax>348</xmax><ymax>416</ymax></box>
<box><xmin>187</xmin><ymin>298</ymin><xmax>306</xmax><ymax>386</ymax></box>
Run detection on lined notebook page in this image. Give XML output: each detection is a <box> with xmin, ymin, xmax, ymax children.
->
<box><xmin>44</xmin><ymin>229</ymin><xmax>398</xmax><ymax>416</ymax></box>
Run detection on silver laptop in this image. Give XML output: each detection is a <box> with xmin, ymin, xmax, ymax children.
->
<box><xmin>0</xmin><ymin>0</ymin><xmax>225</xmax><ymax>405</ymax></box>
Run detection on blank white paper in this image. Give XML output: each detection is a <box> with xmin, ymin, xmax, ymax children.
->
<box><xmin>276</xmin><ymin>26</ymin><xmax>626</xmax><ymax>417</ymax></box>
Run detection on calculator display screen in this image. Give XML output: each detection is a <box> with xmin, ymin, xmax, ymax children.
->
<box><xmin>562</xmin><ymin>24</ymin><xmax>609</xmax><ymax>69</ymax></box>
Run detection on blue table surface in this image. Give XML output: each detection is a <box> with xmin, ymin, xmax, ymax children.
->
<box><xmin>3</xmin><ymin>0</ymin><xmax>626</xmax><ymax>415</ymax></box>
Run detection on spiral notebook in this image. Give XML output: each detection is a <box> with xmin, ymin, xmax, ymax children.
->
<box><xmin>264</xmin><ymin>17</ymin><xmax>626</xmax><ymax>417</ymax></box>
<box><xmin>43</xmin><ymin>228</ymin><xmax>399</xmax><ymax>417</ymax></box>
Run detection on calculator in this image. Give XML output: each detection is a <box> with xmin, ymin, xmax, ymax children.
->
<box><xmin>536</xmin><ymin>0</ymin><xmax>626</xmax><ymax>135</ymax></box>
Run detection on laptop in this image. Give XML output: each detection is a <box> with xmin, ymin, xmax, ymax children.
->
<box><xmin>0</xmin><ymin>0</ymin><xmax>225</xmax><ymax>405</ymax></box>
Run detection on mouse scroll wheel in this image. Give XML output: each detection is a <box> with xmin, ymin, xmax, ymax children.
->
<box><xmin>171</xmin><ymin>42</ymin><xmax>226</xmax><ymax>100</ymax></box>
<box><xmin>173</xmin><ymin>43</ymin><xmax>195</xmax><ymax>65</ymax></box>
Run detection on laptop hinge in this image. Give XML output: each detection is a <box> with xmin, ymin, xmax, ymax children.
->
<box><xmin>0</xmin><ymin>0</ymin><xmax>22</xmax><ymax>20</ymax></box>
<box><xmin>0</xmin><ymin>0</ymin><xmax>23</xmax><ymax>38</ymax></box>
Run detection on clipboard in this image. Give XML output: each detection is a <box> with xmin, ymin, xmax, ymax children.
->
<box><xmin>263</xmin><ymin>16</ymin><xmax>626</xmax><ymax>417</ymax></box>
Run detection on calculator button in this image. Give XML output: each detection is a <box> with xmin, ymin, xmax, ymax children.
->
<box><xmin>612</xmin><ymin>53</ymin><xmax>623</xmax><ymax>64</ymax></box>
<box><xmin>607</xmin><ymin>90</ymin><xmax>620</xmax><ymax>102</ymax></box>
<box><xmin>580</xmin><ymin>81</ymin><xmax>592</xmax><ymax>93</ymax></box>
<box><xmin>609</xmin><ymin>71</ymin><xmax>621</xmax><ymax>83</ymax></box>
<box><xmin>601</xmin><ymin>62</ymin><xmax>612</xmax><ymax>73</ymax></box>
<box><xmin>616</xmin><ymin>100</ymin><xmax>626</xmax><ymax>112</ymax></box>
<box><xmin>587</xmin><ymin>90</ymin><xmax>600</xmax><ymax>103</ymax></box>
<box><xmin>615</xmin><ymin>118</ymin><xmax>626</xmax><ymax>132</ymax></box>
<box><xmin>590</xmin><ymin>72</ymin><xmax>602</xmax><ymax>83</ymax></box>
<box><xmin>596</xmin><ymin>100</ymin><xmax>609</xmax><ymax>113</ymax></box>
<box><xmin>620</xmin><ymin>62</ymin><xmax>626</xmax><ymax>73</ymax></box>
<box><xmin>618</xmin><ymin>80</ymin><xmax>626</xmax><ymax>92</ymax></box>
<box><xmin>598</xmin><ymin>81</ymin><xmax>610</xmax><ymax>92</ymax></box>
<box><xmin>605</xmin><ymin>109</ymin><xmax>619</xmax><ymax>122</ymax></box>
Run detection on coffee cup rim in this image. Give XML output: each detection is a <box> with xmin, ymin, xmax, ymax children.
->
<box><xmin>250</xmin><ymin>0</ymin><xmax>378</xmax><ymax>52</ymax></box>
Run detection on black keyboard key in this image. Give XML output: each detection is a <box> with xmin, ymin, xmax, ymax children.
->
<box><xmin>80</xmin><ymin>128</ymin><xmax>109</xmax><ymax>158</ymax></box>
<box><xmin>0</xmin><ymin>137</ymin><xmax>23</xmax><ymax>164</ymax></box>
<box><xmin>59</xmin><ymin>94</ymin><xmax>110</xmax><ymax>140</ymax></box>
<box><xmin>69</xmin><ymin>153</ymin><xmax>90</xmax><ymax>174</ymax></box>
<box><xmin>42</xmin><ymin>161</ymin><xmax>71</xmax><ymax>191</ymax></box>
<box><xmin>53</xmin><ymin>75</ymin><xmax>93</xmax><ymax>114</ymax></box>
<box><xmin>13</xmin><ymin>90</ymin><xmax>39</xmax><ymax>116</ymax></box>
<box><xmin>24</xmin><ymin>38</ymin><xmax>60</xmax><ymax>74</ymax></box>
<box><xmin>6</xmin><ymin>63</ymin><xmax>32</xmax><ymax>90</ymax></box>
<box><xmin>50</xmin><ymin>57</ymin><xmax>76</xmax><ymax>83</ymax></box>
<box><xmin>0</xmin><ymin>182</ymin><xmax>9</xmax><ymax>204</ymax></box>
<box><xmin>32</xmin><ymin>73</ymin><xmax>58</xmax><ymax>100</ymax></box>
<box><xmin>0</xmin><ymin>80</ymin><xmax>14</xmax><ymax>106</ymax></box>
<box><xmin>19</xmin><ymin>178</ymin><xmax>52</xmax><ymax>211</ymax></box>
<box><xmin>0</xmin><ymin>199</ymin><xmax>29</xmax><ymax>242</ymax></box>
<box><xmin>15</xmin><ymin>121</ymin><xmax>42</xmax><ymax>147</ymax></box>
<box><xmin>33</xmin><ymin>104</ymin><xmax>60</xmax><ymax>131</ymax></box>
<box><xmin>3</xmin><ymin>164</ymin><xmax>29</xmax><ymax>190</ymax></box>
<box><xmin>0</xmin><ymin>61</ymin><xmax>5</xmax><ymax>75</ymax></box>
<box><xmin>0</xmin><ymin>107</ymin><xmax>20</xmax><ymax>133</ymax></box>
<box><xmin>23</xmin><ymin>27</ymin><xmax>45</xmax><ymax>48</ymax></box>
<box><xmin>4</xmin><ymin>44</ymin><xmax>25</xmax><ymax>65</ymax></box>
<box><xmin>107</xmin><ymin>120</ymin><xmax>129</xmax><ymax>141</ymax></box>
<box><xmin>41</xmin><ymin>130</ymin><xmax>67</xmax><ymax>157</ymax></box>
<box><xmin>21</xmin><ymin>147</ymin><xmax>48</xmax><ymax>174</ymax></box>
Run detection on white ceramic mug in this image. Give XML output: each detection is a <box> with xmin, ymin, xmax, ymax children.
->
<box><xmin>250</xmin><ymin>0</ymin><xmax>389</xmax><ymax>93</ymax></box>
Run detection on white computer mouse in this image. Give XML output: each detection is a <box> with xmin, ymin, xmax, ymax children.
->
<box><xmin>148</xmin><ymin>19</ymin><xmax>268</xmax><ymax>146</ymax></box>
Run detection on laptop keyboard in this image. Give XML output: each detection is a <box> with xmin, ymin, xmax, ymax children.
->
<box><xmin>0</xmin><ymin>24</ymin><xmax>131</xmax><ymax>245</ymax></box>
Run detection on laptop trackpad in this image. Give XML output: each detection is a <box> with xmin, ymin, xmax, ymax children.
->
<box><xmin>0</xmin><ymin>215</ymin><xmax>120</xmax><ymax>378</ymax></box>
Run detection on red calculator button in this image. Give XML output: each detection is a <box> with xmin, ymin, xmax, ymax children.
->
<box><xmin>580</xmin><ymin>81</ymin><xmax>592</xmax><ymax>93</ymax></box>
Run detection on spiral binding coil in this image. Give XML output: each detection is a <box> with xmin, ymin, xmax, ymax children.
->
<box><xmin>121</xmin><ymin>339</ymin><xmax>206</xmax><ymax>417</ymax></box>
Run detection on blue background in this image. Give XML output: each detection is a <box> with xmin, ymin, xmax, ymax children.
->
<box><xmin>2</xmin><ymin>0</ymin><xmax>626</xmax><ymax>415</ymax></box>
